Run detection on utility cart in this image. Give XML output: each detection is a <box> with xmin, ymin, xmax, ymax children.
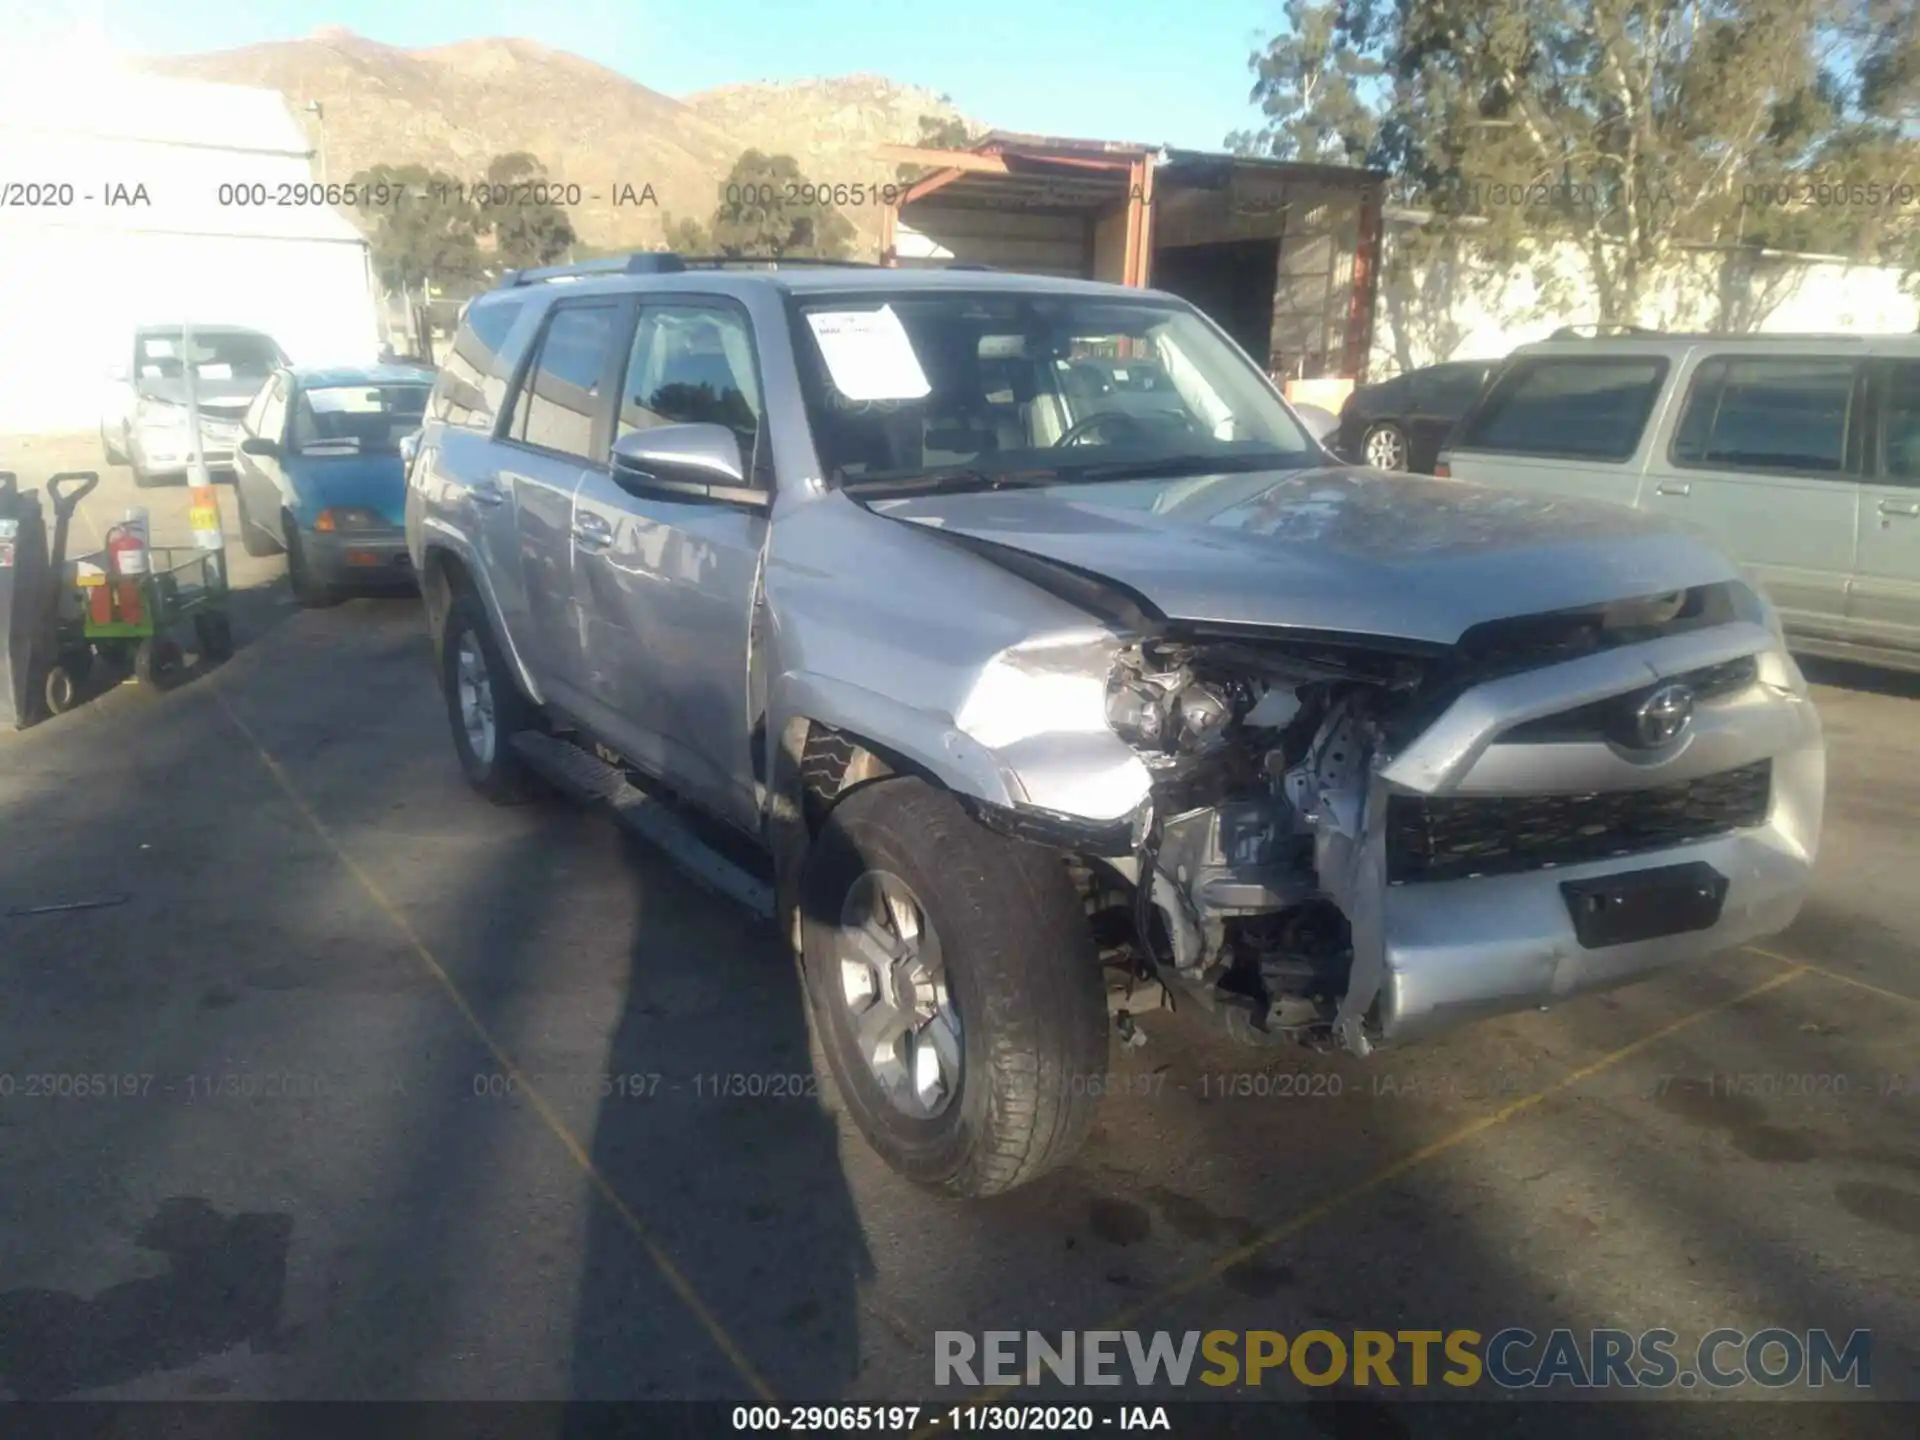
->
<box><xmin>42</xmin><ymin>484</ymin><xmax>233</xmax><ymax>714</ymax></box>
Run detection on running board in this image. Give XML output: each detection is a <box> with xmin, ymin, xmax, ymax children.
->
<box><xmin>509</xmin><ymin>730</ymin><xmax>775</xmax><ymax>922</ymax></box>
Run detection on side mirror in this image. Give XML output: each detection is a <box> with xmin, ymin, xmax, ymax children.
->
<box><xmin>609</xmin><ymin>423</ymin><xmax>763</xmax><ymax>505</ymax></box>
<box><xmin>239</xmin><ymin>435</ymin><xmax>279</xmax><ymax>459</ymax></box>
<box><xmin>399</xmin><ymin>432</ymin><xmax>420</xmax><ymax>467</ymax></box>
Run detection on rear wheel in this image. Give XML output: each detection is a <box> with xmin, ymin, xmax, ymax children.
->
<box><xmin>1362</xmin><ymin>421</ymin><xmax>1409</xmax><ymax>471</ymax></box>
<box><xmin>285</xmin><ymin>522</ymin><xmax>339</xmax><ymax>608</ymax></box>
<box><xmin>440</xmin><ymin>591</ymin><xmax>539</xmax><ymax>805</ymax></box>
<box><xmin>101</xmin><ymin>425</ymin><xmax>127</xmax><ymax>466</ymax></box>
<box><xmin>798</xmin><ymin>777</ymin><xmax>1110</xmax><ymax>1198</ymax></box>
<box><xmin>132</xmin><ymin>635</ymin><xmax>182</xmax><ymax>692</ymax></box>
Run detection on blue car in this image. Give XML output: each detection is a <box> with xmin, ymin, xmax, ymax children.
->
<box><xmin>232</xmin><ymin>364</ymin><xmax>436</xmax><ymax>605</ymax></box>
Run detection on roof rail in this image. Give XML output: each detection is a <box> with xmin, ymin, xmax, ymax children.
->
<box><xmin>676</xmin><ymin>255</ymin><xmax>883</xmax><ymax>269</ymax></box>
<box><xmin>1548</xmin><ymin>323</ymin><xmax>1663</xmax><ymax>338</ymax></box>
<box><xmin>497</xmin><ymin>252</ymin><xmax>688</xmax><ymax>287</ymax></box>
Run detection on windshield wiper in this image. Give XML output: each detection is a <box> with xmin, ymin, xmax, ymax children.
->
<box><xmin>1048</xmin><ymin>449</ymin><xmax>1310</xmax><ymax>484</ymax></box>
<box><xmin>839</xmin><ymin>466</ymin><xmax>1066</xmax><ymax>498</ymax></box>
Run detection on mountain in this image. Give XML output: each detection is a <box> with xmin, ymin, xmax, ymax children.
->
<box><xmin>140</xmin><ymin>32</ymin><xmax>975</xmax><ymax>255</ymax></box>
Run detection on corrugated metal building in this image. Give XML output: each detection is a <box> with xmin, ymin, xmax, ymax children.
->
<box><xmin>878</xmin><ymin>133</ymin><xmax>1387</xmax><ymax>396</ymax></box>
<box><xmin>0</xmin><ymin>60</ymin><xmax>382</xmax><ymax>434</ymax></box>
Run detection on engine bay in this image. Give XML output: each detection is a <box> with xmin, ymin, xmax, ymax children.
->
<box><xmin>1096</xmin><ymin>634</ymin><xmax>1426</xmax><ymax>1051</ymax></box>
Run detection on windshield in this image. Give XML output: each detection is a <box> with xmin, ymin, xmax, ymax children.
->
<box><xmin>790</xmin><ymin>291</ymin><xmax>1316</xmax><ymax>487</ymax></box>
<box><xmin>291</xmin><ymin>384</ymin><xmax>430</xmax><ymax>454</ymax></box>
<box><xmin>136</xmin><ymin>331</ymin><xmax>281</xmax><ymax>384</ymax></box>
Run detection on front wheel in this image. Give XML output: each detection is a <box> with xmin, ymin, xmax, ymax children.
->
<box><xmin>798</xmin><ymin>778</ymin><xmax>1110</xmax><ymax>1198</ymax></box>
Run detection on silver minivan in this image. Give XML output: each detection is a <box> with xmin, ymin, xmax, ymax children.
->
<box><xmin>1440</xmin><ymin>334</ymin><xmax>1920</xmax><ymax>671</ymax></box>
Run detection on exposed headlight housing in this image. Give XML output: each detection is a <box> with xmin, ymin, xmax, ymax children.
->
<box><xmin>1105</xmin><ymin>647</ymin><xmax>1241</xmax><ymax>759</ymax></box>
<box><xmin>954</xmin><ymin>632</ymin><xmax>1120</xmax><ymax>750</ymax></box>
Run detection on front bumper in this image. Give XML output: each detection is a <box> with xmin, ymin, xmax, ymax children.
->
<box><xmin>1367</xmin><ymin>642</ymin><xmax>1825</xmax><ymax>1042</ymax></box>
<box><xmin>131</xmin><ymin>431</ymin><xmax>239</xmax><ymax>476</ymax></box>
<box><xmin>303</xmin><ymin>527</ymin><xmax>416</xmax><ymax>588</ymax></box>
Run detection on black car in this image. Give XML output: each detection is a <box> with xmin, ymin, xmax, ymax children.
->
<box><xmin>1334</xmin><ymin>359</ymin><xmax>1497</xmax><ymax>472</ymax></box>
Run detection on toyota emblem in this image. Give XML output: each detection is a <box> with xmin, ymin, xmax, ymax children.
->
<box><xmin>1633</xmin><ymin>682</ymin><xmax>1695</xmax><ymax>748</ymax></box>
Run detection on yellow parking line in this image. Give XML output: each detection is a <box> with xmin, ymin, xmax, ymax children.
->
<box><xmin>213</xmin><ymin>688</ymin><xmax>779</xmax><ymax>1405</ymax></box>
<box><xmin>920</xmin><ymin>960</ymin><xmax>1810</xmax><ymax>1431</ymax></box>
<box><xmin>1745</xmin><ymin>943</ymin><xmax>1920</xmax><ymax>1010</ymax></box>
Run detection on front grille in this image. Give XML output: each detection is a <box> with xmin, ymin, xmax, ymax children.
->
<box><xmin>1497</xmin><ymin>655</ymin><xmax>1760</xmax><ymax>745</ymax></box>
<box><xmin>1385</xmin><ymin>760</ymin><xmax>1773</xmax><ymax>883</ymax></box>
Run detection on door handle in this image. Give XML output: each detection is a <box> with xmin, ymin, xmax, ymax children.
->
<box><xmin>1877</xmin><ymin>497</ymin><xmax>1920</xmax><ymax>518</ymax></box>
<box><xmin>469</xmin><ymin>477</ymin><xmax>507</xmax><ymax>507</ymax></box>
<box><xmin>572</xmin><ymin>511</ymin><xmax>614</xmax><ymax>549</ymax></box>
<box><xmin>1655</xmin><ymin>481</ymin><xmax>1691</xmax><ymax>497</ymax></box>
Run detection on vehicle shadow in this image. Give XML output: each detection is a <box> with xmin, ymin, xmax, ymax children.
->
<box><xmin>562</xmin><ymin>824</ymin><xmax>870</xmax><ymax>1405</ymax></box>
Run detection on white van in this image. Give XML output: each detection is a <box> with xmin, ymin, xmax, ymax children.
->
<box><xmin>1440</xmin><ymin>333</ymin><xmax>1920</xmax><ymax>672</ymax></box>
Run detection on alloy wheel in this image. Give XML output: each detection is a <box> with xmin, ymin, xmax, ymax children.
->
<box><xmin>834</xmin><ymin>869</ymin><xmax>962</xmax><ymax>1120</ymax></box>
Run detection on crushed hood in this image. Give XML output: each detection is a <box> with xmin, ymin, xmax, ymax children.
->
<box><xmin>865</xmin><ymin>467</ymin><xmax>1744</xmax><ymax>646</ymax></box>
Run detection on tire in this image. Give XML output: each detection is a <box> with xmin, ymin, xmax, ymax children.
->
<box><xmin>101</xmin><ymin>426</ymin><xmax>127</xmax><ymax>466</ymax></box>
<box><xmin>194</xmin><ymin>610</ymin><xmax>234</xmax><ymax>662</ymax></box>
<box><xmin>285</xmin><ymin>523</ymin><xmax>339</xmax><ymax>608</ymax></box>
<box><xmin>44</xmin><ymin>664</ymin><xmax>80</xmax><ymax>715</ymax></box>
<box><xmin>440</xmin><ymin>591</ymin><xmax>540</xmax><ymax>805</ymax></box>
<box><xmin>1362</xmin><ymin>421</ymin><xmax>1409</xmax><ymax>471</ymax></box>
<box><xmin>132</xmin><ymin>635</ymin><xmax>182</xmax><ymax>693</ymax></box>
<box><xmin>235</xmin><ymin>487</ymin><xmax>282</xmax><ymax>557</ymax></box>
<box><xmin>798</xmin><ymin>777</ymin><xmax>1110</xmax><ymax>1198</ymax></box>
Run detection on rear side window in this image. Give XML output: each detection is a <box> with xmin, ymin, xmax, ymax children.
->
<box><xmin>431</xmin><ymin>298</ymin><xmax>524</xmax><ymax>432</ymax></box>
<box><xmin>1671</xmin><ymin>357</ymin><xmax>1856</xmax><ymax>475</ymax></box>
<box><xmin>508</xmin><ymin>303</ymin><xmax>620</xmax><ymax>461</ymax></box>
<box><xmin>1883</xmin><ymin>360</ymin><xmax>1920</xmax><ymax>483</ymax></box>
<box><xmin>1458</xmin><ymin>357</ymin><xmax>1667</xmax><ymax>461</ymax></box>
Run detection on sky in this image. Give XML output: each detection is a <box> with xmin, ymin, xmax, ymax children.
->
<box><xmin>15</xmin><ymin>0</ymin><xmax>1282</xmax><ymax>153</ymax></box>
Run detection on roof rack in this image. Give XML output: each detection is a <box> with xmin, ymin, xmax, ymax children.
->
<box><xmin>498</xmin><ymin>252</ymin><xmax>688</xmax><ymax>287</ymax></box>
<box><xmin>1548</xmin><ymin>323</ymin><xmax>1663</xmax><ymax>338</ymax></box>
<box><xmin>496</xmin><ymin>251</ymin><xmax>999</xmax><ymax>288</ymax></box>
<box><xmin>1544</xmin><ymin>325</ymin><xmax>1877</xmax><ymax>343</ymax></box>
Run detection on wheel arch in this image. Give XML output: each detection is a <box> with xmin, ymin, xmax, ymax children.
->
<box><xmin>419</xmin><ymin>537</ymin><xmax>544</xmax><ymax>706</ymax></box>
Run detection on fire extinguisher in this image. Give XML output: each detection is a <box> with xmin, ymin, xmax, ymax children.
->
<box><xmin>100</xmin><ymin>508</ymin><xmax>150</xmax><ymax>625</ymax></box>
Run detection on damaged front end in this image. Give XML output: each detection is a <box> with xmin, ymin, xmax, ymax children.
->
<box><xmin>1100</xmin><ymin>630</ymin><xmax>1416</xmax><ymax>1055</ymax></box>
<box><xmin>967</xmin><ymin>582</ymin><xmax>1823</xmax><ymax>1058</ymax></box>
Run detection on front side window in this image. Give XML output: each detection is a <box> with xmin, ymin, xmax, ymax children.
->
<box><xmin>1459</xmin><ymin>357</ymin><xmax>1667</xmax><ymax>461</ymax></box>
<box><xmin>256</xmin><ymin>376</ymin><xmax>290</xmax><ymax>443</ymax></box>
<box><xmin>242</xmin><ymin>373</ymin><xmax>279</xmax><ymax>437</ymax></box>
<box><xmin>289</xmin><ymin>384</ymin><xmax>431</xmax><ymax>454</ymax></box>
<box><xmin>790</xmin><ymin>292</ymin><xmax>1315</xmax><ymax>485</ymax></box>
<box><xmin>616</xmin><ymin>303</ymin><xmax>763</xmax><ymax>469</ymax></box>
<box><xmin>1671</xmin><ymin>357</ymin><xmax>1856</xmax><ymax>475</ymax></box>
<box><xmin>510</xmin><ymin>303</ymin><xmax>618</xmax><ymax>461</ymax></box>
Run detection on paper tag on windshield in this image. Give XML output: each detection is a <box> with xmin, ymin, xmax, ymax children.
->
<box><xmin>806</xmin><ymin>306</ymin><xmax>931</xmax><ymax>402</ymax></box>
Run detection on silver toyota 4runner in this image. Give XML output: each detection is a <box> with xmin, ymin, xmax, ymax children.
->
<box><xmin>406</xmin><ymin>254</ymin><xmax>1825</xmax><ymax>1198</ymax></box>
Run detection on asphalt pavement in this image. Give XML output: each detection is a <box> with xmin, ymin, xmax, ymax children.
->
<box><xmin>0</xmin><ymin>436</ymin><xmax>1915</xmax><ymax>1432</ymax></box>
